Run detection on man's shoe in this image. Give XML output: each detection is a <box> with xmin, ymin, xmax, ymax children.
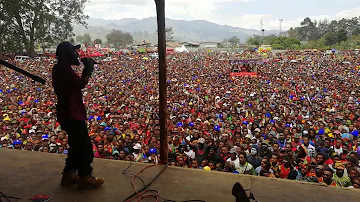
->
<box><xmin>78</xmin><ymin>175</ymin><xmax>104</xmax><ymax>189</ymax></box>
<box><xmin>61</xmin><ymin>171</ymin><xmax>79</xmax><ymax>186</ymax></box>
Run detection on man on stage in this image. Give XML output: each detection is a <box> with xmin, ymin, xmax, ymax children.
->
<box><xmin>52</xmin><ymin>42</ymin><xmax>104</xmax><ymax>189</ymax></box>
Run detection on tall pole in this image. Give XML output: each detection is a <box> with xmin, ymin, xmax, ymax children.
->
<box><xmin>0</xmin><ymin>13</ymin><xmax>3</xmax><ymax>57</ymax></box>
<box><xmin>260</xmin><ymin>20</ymin><xmax>264</xmax><ymax>46</ymax></box>
<box><xmin>279</xmin><ymin>19</ymin><xmax>283</xmax><ymax>36</ymax></box>
<box><xmin>155</xmin><ymin>0</ymin><xmax>168</xmax><ymax>164</ymax></box>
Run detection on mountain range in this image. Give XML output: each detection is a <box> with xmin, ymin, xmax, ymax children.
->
<box><xmin>73</xmin><ymin>17</ymin><xmax>279</xmax><ymax>44</ymax></box>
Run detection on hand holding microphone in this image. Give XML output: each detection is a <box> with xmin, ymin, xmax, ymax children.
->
<box><xmin>80</xmin><ymin>56</ymin><xmax>101</xmax><ymax>64</ymax></box>
<box><xmin>81</xmin><ymin>58</ymin><xmax>95</xmax><ymax>78</ymax></box>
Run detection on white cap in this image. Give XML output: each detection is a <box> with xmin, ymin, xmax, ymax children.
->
<box><xmin>133</xmin><ymin>143</ymin><xmax>142</xmax><ymax>150</ymax></box>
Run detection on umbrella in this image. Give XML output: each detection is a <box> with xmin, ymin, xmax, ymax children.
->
<box><xmin>142</xmin><ymin>57</ymin><xmax>149</xmax><ymax>61</ymax></box>
<box><xmin>93</xmin><ymin>52</ymin><xmax>104</xmax><ymax>57</ymax></box>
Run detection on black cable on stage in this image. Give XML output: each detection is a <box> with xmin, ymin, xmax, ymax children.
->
<box><xmin>122</xmin><ymin>163</ymin><xmax>174</xmax><ymax>202</ymax></box>
<box><xmin>121</xmin><ymin>163</ymin><xmax>169</xmax><ymax>202</ymax></box>
<box><xmin>0</xmin><ymin>192</ymin><xmax>10</xmax><ymax>202</ymax></box>
<box><xmin>121</xmin><ymin>163</ymin><xmax>205</xmax><ymax>202</ymax></box>
<box><xmin>0</xmin><ymin>191</ymin><xmax>21</xmax><ymax>202</ymax></box>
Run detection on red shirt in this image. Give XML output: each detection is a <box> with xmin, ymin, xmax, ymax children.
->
<box><xmin>52</xmin><ymin>63</ymin><xmax>88</xmax><ymax>123</ymax></box>
<box><xmin>279</xmin><ymin>164</ymin><xmax>290</xmax><ymax>179</ymax></box>
<box><xmin>220</xmin><ymin>154</ymin><xmax>231</xmax><ymax>162</ymax></box>
<box><xmin>94</xmin><ymin>151</ymin><xmax>104</xmax><ymax>158</ymax></box>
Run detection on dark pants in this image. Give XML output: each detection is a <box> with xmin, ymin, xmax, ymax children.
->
<box><xmin>61</xmin><ymin>119</ymin><xmax>94</xmax><ymax>177</ymax></box>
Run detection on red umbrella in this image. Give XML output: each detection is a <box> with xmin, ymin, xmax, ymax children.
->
<box><xmin>93</xmin><ymin>52</ymin><xmax>104</xmax><ymax>57</ymax></box>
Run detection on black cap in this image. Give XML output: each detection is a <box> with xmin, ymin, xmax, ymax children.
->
<box><xmin>56</xmin><ymin>42</ymin><xmax>81</xmax><ymax>57</ymax></box>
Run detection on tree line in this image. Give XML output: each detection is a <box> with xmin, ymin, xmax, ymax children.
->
<box><xmin>75</xmin><ymin>29</ymin><xmax>134</xmax><ymax>49</ymax></box>
<box><xmin>246</xmin><ymin>17</ymin><xmax>360</xmax><ymax>50</ymax></box>
<box><xmin>0</xmin><ymin>0</ymin><xmax>88</xmax><ymax>56</ymax></box>
<box><xmin>76</xmin><ymin>26</ymin><xmax>177</xmax><ymax>48</ymax></box>
<box><xmin>221</xmin><ymin>36</ymin><xmax>241</xmax><ymax>48</ymax></box>
<box><xmin>0</xmin><ymin>0</ymin><xmax>135</xmax><ymax>56</ymax></box>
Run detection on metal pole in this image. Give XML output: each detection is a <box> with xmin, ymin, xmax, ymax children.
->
<box><xmin>0</xmin><ymin>59</ymin><xmax>46</xmax><ymax>84</ymax></box>
<box><xmin>155</xmin><ymin>0</ymin><xmax>168</xmax><ymax>164</ymax></box>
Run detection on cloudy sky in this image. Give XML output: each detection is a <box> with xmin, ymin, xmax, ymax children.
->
<box><xmin>85</xmin><ymin>0</ymin><xmax>360</xmax><ymax>30</ymax></box>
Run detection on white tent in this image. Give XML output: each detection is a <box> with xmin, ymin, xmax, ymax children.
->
<box><xmin>176</xmin><ymin>45</ymin><xmax>189</xmax><ymax>53</ymax></box>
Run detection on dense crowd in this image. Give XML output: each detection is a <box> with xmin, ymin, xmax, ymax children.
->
<box><xmin>1</xmin><ymin>50</ymin><xmax>360</xmax><ymax>188</ymax></box>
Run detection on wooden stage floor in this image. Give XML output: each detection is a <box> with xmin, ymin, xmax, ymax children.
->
<box><xmin>0</xmin><ymin>149</ymin><xmax>359</xmax><ymax>202</ymax></box>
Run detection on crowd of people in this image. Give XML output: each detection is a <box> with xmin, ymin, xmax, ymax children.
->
<box><xmin>1</xmin><ymin>50</ymin><xmax>360</xmax><ymax>188</ymax></box>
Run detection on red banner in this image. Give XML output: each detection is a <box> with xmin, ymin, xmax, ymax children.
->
<box><xmin>230</xmin><ymin>72</ymin><xmax>258</xmax><ymax>77</ymax></box>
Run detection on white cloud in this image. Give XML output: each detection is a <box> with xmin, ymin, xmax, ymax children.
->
<box><xmin>87</xmin><ymin>0</ymin><xmax>152</xmax><ymax>6</ymax></box>
<box><xmin>85</xmin><ymin>2</ymin><xmax>155</xmax><ymax>20</ymax></box>
<box><xmin>265</xmin><ymin>8</ymin><xmax>360</xmax><ymax>31</ymax></box>
<box><xmin>217</xmin><ymin>14</ymin><xmax>272</xmax><ymax>30</ymax></box>
<box><xmin>84</xmin><ymin>1</ymin><xmax>360</xmax><ymax>31</ymax></box>
<box><xmin>85</xmin><ymin>0</ymin><xmax>255</xmax><ymax>21</ymax></box>
<box><xmin>335</xmin><ymin>7</ymin><xmax>360</xmax><ymax>19</ymax></box>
